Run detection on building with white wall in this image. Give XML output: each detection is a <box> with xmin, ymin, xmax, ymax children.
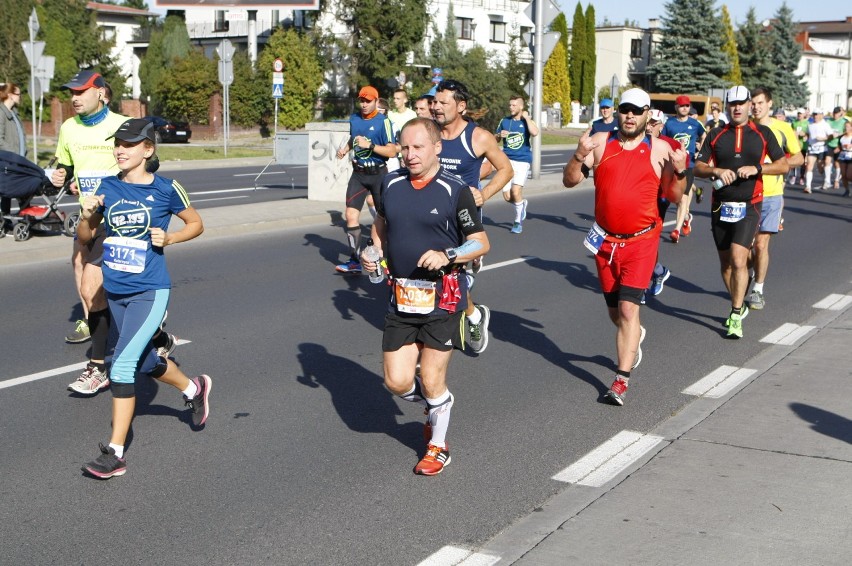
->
<box><xmin>795</xmin><ymin>17</ymin><xmax>852</xmax><ymax>111</ymax></box>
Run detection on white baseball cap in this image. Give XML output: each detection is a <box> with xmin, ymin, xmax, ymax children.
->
<box><xmin>648</xmin><ymin>109</ymin><xmax>666</xmax><ymax>123</ymax></box>
<box><xmin>812</xmin><ymin>108</ymin><xmax>824</xmax><ymax>114</ymax></box>
<box><xmin>725</xmin><ymin>85</ymin><xmax>751</xmax><ymax>104</ymax></box>
<box><xmin>619</xmin><ymin>88</ymin><xmax>651</xmax><ymax>109</ymax></box>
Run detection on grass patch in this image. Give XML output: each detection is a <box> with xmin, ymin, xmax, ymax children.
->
<box><xmin>155</xmin><ymin>144</ymin><xmax>273</xmax><ymax>161</ymax></box>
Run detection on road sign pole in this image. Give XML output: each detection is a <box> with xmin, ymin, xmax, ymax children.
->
<box><xmin>28</xmin><ymin>9</ymin><xmax>39</xmax><ymax>160</ymax></box>
<box><xmin>531</xmin><ymin>0</ymin><xmax>543</xmax><ymax>180</ymax></box>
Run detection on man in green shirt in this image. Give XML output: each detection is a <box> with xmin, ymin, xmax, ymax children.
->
<box><xmin>791</xmin><ymin>108</ymin><xmax>809</xmax><ymax>186</ymax></box>
<box><xmin>825</xmin><ymin>106</ymin><xmax>849</xmax><ymax>190</ymax></box>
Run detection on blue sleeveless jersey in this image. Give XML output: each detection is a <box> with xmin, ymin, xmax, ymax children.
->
<box><xmin>496</xmin><ymin>117</ymin><xmax>533</xmax><ymax>163</ymax></box>
<box><xmin>439</xmin><ymin>120</ymin><xmax>483</xmax><ymax>188</ymax></box>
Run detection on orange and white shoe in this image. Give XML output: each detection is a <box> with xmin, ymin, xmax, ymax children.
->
<box><xmin>682</xmin><ymin>213</ymin><xmax>693</xmax><ymax>236</ymax></box>
<box><xmin>670</xmin><ymin>229</ymin><xmax>680</xmax><ymax>243</ymax></box>
<box><xmin>414</xmin><ymin>443</ymin><xmax>451</xmax><ymax>475</ymax></box>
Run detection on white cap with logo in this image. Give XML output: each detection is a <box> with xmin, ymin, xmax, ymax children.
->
<box><xmin>619</xmin><ymin>88</ymin><xmax>651</xmax><ymax>109</ymax></box>
<box><xmin>725</xmin><ymin>85</ymin><xmax>751</xmax><ymax>104</ymax></box>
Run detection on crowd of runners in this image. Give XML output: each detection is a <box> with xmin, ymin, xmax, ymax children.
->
<box><xmin>20</xmin><ymin>64</ymin><xmax>849</xmax><ymax>479</ymax></box>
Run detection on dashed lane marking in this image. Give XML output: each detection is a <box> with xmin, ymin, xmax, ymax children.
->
<box><xmin>760</xmin><ymin>323</ymin><xmax>816</xmax><ymax>345</ymax></box>
<box><xmin>0</xmin><ymin>339</ymin><xmax>191</xmax><ymax>391</ymax></box>
<box><xmin>552</xmin><ymin>430</ymin><xmax>667</xmax><ymax>487</ymax></box>
<box><xmin>479</xmin><ymin>256</ymin><xmax>535</xmax><ymax>272</ymax></box>
<box><xmin>682</xmin><ymin>365</ymin><xmax>757</xmax><ymax>398</ymax></box>
<box><xmin>417</xmin><ymin>546</ymin><xmax>499</xmax><ymax>566</ymax></box>
<box><xmin>813</xmin><ymin>294</ymin><xmax>852</xmax><ymax>311</ymax></box>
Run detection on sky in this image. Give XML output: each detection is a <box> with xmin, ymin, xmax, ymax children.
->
<box><xmin>557</xmin><ymin>0</ymin><xmax>823</xmax><ymax>28</ymax></box>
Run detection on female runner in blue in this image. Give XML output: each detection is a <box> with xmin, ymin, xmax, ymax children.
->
<box><xmin>78</xmin><ymin>118</ymin><xmax>210</xmax><ymax>479</ymax></box>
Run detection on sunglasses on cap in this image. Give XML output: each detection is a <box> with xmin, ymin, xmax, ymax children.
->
<box><xmin>436</xmin><ymin>79</ymin><xmax>470</xmax><ymax>101</ymax></box>
<box><xmin>617</xmin><ymin>104</ymin><xmax>648</xmax><ymax>115</ymax></box>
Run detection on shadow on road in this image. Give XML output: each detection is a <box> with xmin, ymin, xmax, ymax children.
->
<box><xmin>296</xmin><ymin>343</ymin><xmax>423</xmax><ymax>454</ymax></box>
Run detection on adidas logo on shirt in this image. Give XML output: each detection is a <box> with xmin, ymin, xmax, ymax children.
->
<box><xmin>430</xmin><ymin>208</ymin><xmax>439</xmax><ymax>214</ymax></box>
<box><xmin>146</xmin><ymin>195</ymin><xmax>155</xmax><ymax>202</ymax></box>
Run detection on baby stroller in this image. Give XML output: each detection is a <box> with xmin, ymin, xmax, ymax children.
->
<box><xmin>0</xmin><ymin>149</ymin><xmax>76</xmax><ymax>241</ymax></box>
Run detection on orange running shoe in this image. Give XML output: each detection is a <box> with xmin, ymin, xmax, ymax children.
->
<box><xmin>414</xmin><ymin>443</ymin><xmax>451</xmax><ymax>475</ymax></box>
<box><xmin>682</xmin><ymin>213</ymin><xmax>693</xmax><ymax>236</ymax></box>
<box><xmin>670</xmin><ymin>229</ymin><xmax>680</xmax><ymax>243</ymax></box>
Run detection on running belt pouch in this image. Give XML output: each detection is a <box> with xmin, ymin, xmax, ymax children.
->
<box><xmin>438</xmin><ymin>272</ymin><xmax>461</xmax><ymax>313</ymax></box>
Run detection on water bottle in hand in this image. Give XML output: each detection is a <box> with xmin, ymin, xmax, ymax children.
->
<box><xmin>362</xmin><ymin>240</ymin><xmax>385</xmax><ymax>284</ymax></box>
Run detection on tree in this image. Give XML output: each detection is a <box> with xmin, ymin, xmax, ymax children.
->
<box><xmin>330</xmin><ymin>0</ymin><xmax>428</xmax><ymax>94</ymax></box>
<box><xmin>769</xmin><ymin>2</ymin><xmax>809</xmax><ymax>107</ymax></box>
<box><xmin>550</xmin><ymin>11</ymin><xmax>570</xmax><ymax>79</ymax></box>
<box><xmin>569</xmin><ymin>3</ymin><xmax>586</xmax><ymax>103</ymax></box>
<box><xmin>504</xmin><ymin>35</ymin><xmax>532</xmax><ymax>97</ymax></box>
<box><xmin>720</xmin><ymin>5</ymin><xmax>742</xmax><ymax>87</ymax></box>
<box><xmin>648</xmin><ymin>0</ymin><xmax>729</xmax><ymax>93</ymax></box>
<box><xmin>0</xmin><ymin>0</ymin><xmax>31</xmax><ymax>89</ymax></box>
<box><xmin>737</xmin><ymin>8</ymin><xmax>776</xmax><ymax>93</ymax></box>
<box><xmin>543</xmin><ymin>40</ymin><xmax>572</xmax><ymax>125</ymax></box>
<box><xmin>229</xmin><ymin>51</ymin><xmax>268</xmax><ymax>129</ymax></box>
<box><xmin>157</xmin><ymin>49</ymin><xmax>217</xmax><ymax>123</ymax></box>
<box><xmin>139</xmin><ymin>15</ymin><xmax>192</xmax><ymax>114</ymax></box>
<box><xmin>258</xmin><ymin>28</ymin><xmax>324</xmax><ymax>130</ymax></box>
<box><xmin>583</xmin><ymin>4</ymin><xmax>596</xmax><ymax>105</ymax></box>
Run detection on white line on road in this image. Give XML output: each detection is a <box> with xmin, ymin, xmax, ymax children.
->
<box><xmin>417</xmin><ymin>546</ymin><xmax>499</xmax><ymax>566</ymax></box>
<box><xmin>190</xmin><ymin>196</ymin><xmax>249</xmax><ymax>204</ymax></box>
<box><xmin>552</xmin><ymin>430</ymin><xmax>667</xmax><ymax>487</ymax></box>
<box><xmin>813</xmin><ymin>294</ymin><xmax>852</xmax><ymax>311</ymax></box>
<box><xmin>682</xmin><ymin>365</ymin><xmax>757</xmax><ymax>398</ymax></box>
<box><xmin>233</xmin><ymin>166</ymin><xmax>307</xmax><ymax>177</ymax></box>
<box><xmin>0</xmin><ymin>340</ymin><xmax>192</xmax><ymax>391</ymax></box>
<box><xmin>760</xmin><ymin>323</ymin><xmax>816</xmax><ymax>345</ymax></box>
<box><xmin>479</xmin><ymin>256</ymin><xmax>536</xmax><ymax>272</ymax></box>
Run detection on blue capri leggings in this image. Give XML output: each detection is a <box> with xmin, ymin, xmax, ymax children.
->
<box><xmin>107</xmin><ymin>288</ymin><xmax>170</xmax><ymax>386</ymax></box>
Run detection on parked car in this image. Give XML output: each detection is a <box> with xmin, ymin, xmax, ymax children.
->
<box><xmin>144</xmin><ymin>116</ymin><xmax>192</xmax><ymax>143</ymax></box>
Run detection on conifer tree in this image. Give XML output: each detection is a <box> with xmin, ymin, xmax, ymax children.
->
<box><xmin>720</xmin><ymin>5</ymin><xmax>742</xmax><ymax>87</ymax></box>
<box><xmin>543</xmin><ymin>40</ymin><xmax>572</xmax><ymax>124</ymax></box>
<box><xmin>769</xmin><ymin>2</ymin><xmax>809</xmax><ymax>107</ymax></box>
<box><xmin>737</xmin><ymin>8</ymin><xmax>776</xmax><ymax>92</ymax></box>
<box><xmin>583</xmin><ymin>4</ymin><xmax>596</xmax><ymax>105</ymax></box>
<box><xmin>569</xmin><ymin>3</ymin><xmax>586</xmax><ymax>104</ymax></box>
<box><xmin>550</xmin><ymin>11</ymin><xmax>570</xmax><ymax>79</ymax></box>
<box><xmin>648</xmin><ymin>0</ymin><xmax>728</xmax><ymax>93</ymax></box>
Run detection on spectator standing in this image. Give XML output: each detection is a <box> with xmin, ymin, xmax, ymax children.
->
<box><xmin>0</xmin><ymin>83</ymin><xmax>27</xmax><ymax>233</ymax></box>
<box><xmin>589</xmin><ymin>98</ymin><xmax>618</xmax><ymax>134</ymax></box>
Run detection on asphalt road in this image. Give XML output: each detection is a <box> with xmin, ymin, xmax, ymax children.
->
<box><xmin>1</xmin><ymin>181</ymin><xmax>850</xmax><ymax>564</ymax></box>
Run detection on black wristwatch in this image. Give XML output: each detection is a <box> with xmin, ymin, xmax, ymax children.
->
<box><xmin>443</xmin><ymin>248</ymin><xmax>458</xmax><ymax>262</ymax></box>
<box><xmin>369</xmin><ymin>142</ymin><xmax>375</xmax><ymax>151</ymax></box>
<box><xmin>755</xmin><ymin>164</ymin><xmax>762</xmax><ymax>175</ymax></box>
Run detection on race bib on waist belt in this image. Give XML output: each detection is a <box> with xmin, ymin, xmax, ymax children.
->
<box><xmin>583</xmin><ymin>222</ymin><xmax>606</xmax><ymax>254</ymax></box>
<box><xmin>719</xmin><ymin>201</ymin><xmax>746</xmax><ymax>223</ymax></box>
<box><xmin>103</xmin><ymin>236</ymin><xmax>148</xmax><ymax>273</ymax></box>
<box><xmin>394</xmin><ymin>278</ymin><xmax>436</xmax><ymax>314</ymax></box>
<box><xmin>77</xmin><ymin>170</ymin><xmax>113</xmax><ymax>197</ymax></box>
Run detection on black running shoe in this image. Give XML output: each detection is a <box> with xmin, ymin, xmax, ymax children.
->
<box><xmin>82</xmin><ymin>443</ymin><xmax>127</xmax><ymax>479</ymax></box>
<box><xmin>185</xmin><ymin>374</ymin><xmax>212</xmax><ymax>426</ymax></box>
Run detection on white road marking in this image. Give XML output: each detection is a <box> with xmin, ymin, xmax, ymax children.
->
<box><xmin>682</xmin><ymin>365</ymin><xmax>757</xmax><ymax>398</ymax></box>
<box><xmin>458</xmin><ymin>552</ymin><xmax>501</xmax><ymax>565</ymax></box>
<box><xmin>813</xmin><ymin>294</ymin><xmax>852</xmax><ymax>310</ymax></box>
<box><xmin>417</xmin><ymin>546</ymin><xmax>472</xmax><ymax>566</ymax></box>
<box><xmin>479</xmin><ymin>256</ymin><xmax>535</xmax><ymax>272</ymax></box>
<box><xmin>233</xmin><ymin>166</ymin><xmax>307</xmax><ymax>177</ymax></box>
<box><xmin>0</xmin><ymin>339</ymin><xmax>191</xmax><ymax>391</ymax></box>
<box><xmin>552</xmin><ymin>430</ymin><xmax>667</xmax><ymax>487</ymax></box>
<box><xmin>760</xmin><ymin>323</ymin><xmax>816</xmax><ymax>345</ymax></box>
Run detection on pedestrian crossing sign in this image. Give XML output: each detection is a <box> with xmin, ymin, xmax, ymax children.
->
<box><xmin>272</xmin><ymin>83</ymin><xmax>283</xmax><ymax>98</ymax></box>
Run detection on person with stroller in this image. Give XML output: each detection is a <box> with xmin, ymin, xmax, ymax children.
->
<box><xmin>0</xmin><ymin>83</ymin><xmax>27</xmax><ymax>233</ymax></box>
<box><xmin>79</xmin><ymin>118</ymin><xmax>210</xmax><ymax>479</ymax></box>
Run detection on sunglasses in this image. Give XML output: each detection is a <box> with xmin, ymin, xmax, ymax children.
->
<box><xmin>436</xmin><ymin>80</ymin><xmax>470</xmax><ymax>102</ymax></box>
<box><xmin>617</xmin><ymin>104</ymin><xmax>648</xmax><ymax>115</ymax></box>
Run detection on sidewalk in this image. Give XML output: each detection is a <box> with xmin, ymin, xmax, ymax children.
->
<box><xmin>466</xmin><ymin>300</ymin><xmax>852</xmax><ymax>565</ymax></box>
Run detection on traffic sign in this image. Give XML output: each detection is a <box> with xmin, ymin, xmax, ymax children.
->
<box><xmin>273</xmin><ymin>58</ymin><xmax>284</xmax><ymax>72</ymax></box>
<box><xmin>523</xmin><ymin>31</ymin><xmax>561</xmax><ymax>62</ymax></box>
<box><xmin>272</xmin><ymin>72</ymin><xmax>284</xmax><ymax>84</ymax></box>
<box><xmin>272</xmin><ymin>83</ymin><xmax>283</xmax><ymax>99</ymax></box>
<box><xmin>28</xmin><ymin>8</ymin><xmax>39</xmax><ymax>38</ymax></box>
<box><xmin>21</xmin><ymin>41</ymin><xmax>45</xmax><ymax>67</ymax></box>
<box><xmin>216</xmin><ymin>39</ymin><xmax>235</xmax><ymax>63</ymax></box>
<box><xmin>524</xmin><ymin>0</ymin><xmax>561</xmax><ymax>31</ymax></box>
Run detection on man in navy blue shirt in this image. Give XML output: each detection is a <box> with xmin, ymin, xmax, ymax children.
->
<box><xmin>496</xmin><ymin>96</ymin><xmax>539</xmax><ymax>234</ymax></box>
<box><xmin>590</xmin><ymin>98</ymin><xmax>618</xmax><ymax>134</ymax></box>
<box><xmin>335</xmin><ymin>85</ymin><xmax>398</xmax><ymax>273</ymax></box>
<box><xmin>662</xmin><ymin>94</ymin><xmax>706</xmax><ymax>242</ymax></box>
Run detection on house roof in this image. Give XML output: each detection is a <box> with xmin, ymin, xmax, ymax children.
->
<box><xmin>796</xmin><ymin>19</ymin><xmax>852</xmax><ymax>35</ymax></box>
<box><xmin>87</xmin><ymin>2</ymin><xmax>158</xmax><ymax>17</ymax></box>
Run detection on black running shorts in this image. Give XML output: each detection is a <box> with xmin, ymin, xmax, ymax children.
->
<box><xmin>382</xmin><ymin>311</ymin><xmax>466</xmax><ymax>352</ymax></box>
<box><xmin>345</xmin><ymin>169</ymin><xmax>386</xmax><ymax>212</ymax></box>
<box><xmin>711</xmin><ymin>200</ymin><xmax>762</xmax><ymax>251</ymax></box>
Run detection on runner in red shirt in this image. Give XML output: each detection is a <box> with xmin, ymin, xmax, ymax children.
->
<box><xmin>563</xmin><ymin>89</ymin><xmax>686</xmax><ymax>406</ymax></box>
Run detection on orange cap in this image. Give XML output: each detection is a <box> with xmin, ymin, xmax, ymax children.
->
<box><xmin>358</xmin><ymin>86</ymin><xmax>379</xmax><ymax>101</ymax></box>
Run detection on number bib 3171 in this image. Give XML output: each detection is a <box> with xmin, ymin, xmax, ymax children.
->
<box><xmin>103</xmin><ymin>236</ymin><xmax>148</xmax><ymax>273</ymax></box>
<box><xmin>719</xmin><ymin>201</ymin><xmax>746</xmax><ymax>223</ymax></box>
<box><xmin>394</xmin><ymin>278</ymin><xmax>436</xmax><ymax>314</ymax></box>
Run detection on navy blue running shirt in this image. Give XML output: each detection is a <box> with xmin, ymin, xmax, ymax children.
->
<box><xmin>438</xmin><ymin>120</ymin><xmax>484</xmax><ymax>188</ymax></box>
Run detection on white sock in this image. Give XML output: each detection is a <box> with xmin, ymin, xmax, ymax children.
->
<box><xmin>182</xmin><ymin>380</ymin><xmax>198</xmax><ymax>399</ymax></box>
<box><xmin>109</xmin><ymin>443</ymin><xmax>125</xmax><ymax>459</ymax></box>
<box><xmin>467</xmin><ymin>307</ymin><xmax>482</xmax><ymax>325</ymax></box>
<box><xmin>513</xmin><ymin>201</ymin><xmax>523</xmax><ymax>222</ymax></box>
<box><xmin>399</xmin><ymin>377</ymin><xmax>426</xmax><ymax>404</ymax></box>
<box><xmin>824</xmin><ymin>165</ymin><xmax>833</xmax><ymax>186</ymax></box>
<box><xmin>425</xmin><ymin>390</ymin><xmax>453</xmax><ymax>448</ymax></box>
<box><xmin>752</xmin><ymin>282</ymin><xmax>764</xmax><ymax>294</ymax></box>
<box><xmin>805</xmin><ymin>171</ymin><xmax>813</xmax><ymax>188</ymax></box>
